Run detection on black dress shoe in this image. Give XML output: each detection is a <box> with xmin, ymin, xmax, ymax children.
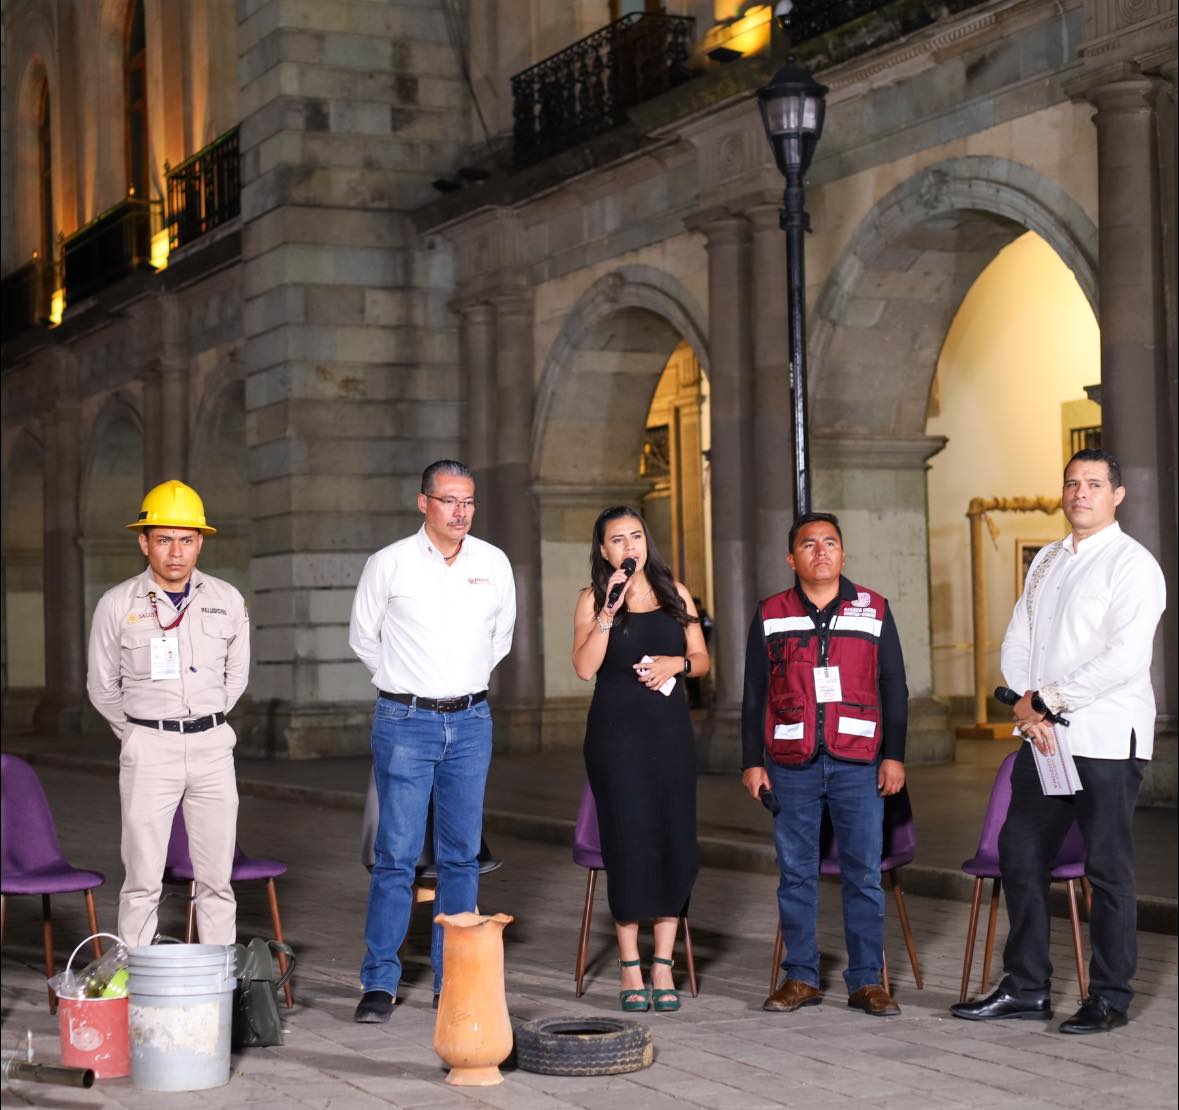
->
<box><xmin>950</xmin><ymin>986</ymin><xmax>1052</xmax><ymax>1021</ymax></box>
<box><xmin>354</xmin><ymin>990</ymin><xmax>396</xmax><ymax>1023</ymax></box>
<box><xmin>1059</xmin><ymin>994</ymin><xmax>1128</xmax><ymax>1034</ymax></box>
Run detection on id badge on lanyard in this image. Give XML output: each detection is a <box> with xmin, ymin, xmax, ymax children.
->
<box><xmin>148</xmin><ymin>592</ymin><xmax>187</xmax><ymax>681</ymax></box>
<box><xmin>151</xmin><ymin>636</ymin><xmax>181</xmax><ymax>680</ymax></box>
<box><xmin>813</xmin><ymin>666</ymin><xmax>842</xmax><ymax>703</ymax></box>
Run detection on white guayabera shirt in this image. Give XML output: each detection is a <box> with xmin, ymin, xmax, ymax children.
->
<box><xmin>1000</xmin><ymin>521</ymin><xmax>1166</xmax><ymax>760</ymax></box>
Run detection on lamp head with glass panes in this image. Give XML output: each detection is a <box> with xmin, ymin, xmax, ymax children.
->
<box><xmin>757</xmin><ymin>58</ymin><xmax>828</xmax><ymax>178</ymax></box>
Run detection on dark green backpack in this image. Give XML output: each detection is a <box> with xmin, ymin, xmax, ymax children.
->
<box><xmin>231</xmin><ymin>938</ymin><xmax>295</xmax><ymax>1048</ymax></box>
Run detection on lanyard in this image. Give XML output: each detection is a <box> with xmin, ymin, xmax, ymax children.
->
<box><xmin>148</xmin><ymin>591</ymin><xmax>190</xmax><ymax>632</ymax></box>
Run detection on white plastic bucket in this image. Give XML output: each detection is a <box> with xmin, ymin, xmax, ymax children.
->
<box><xmin>127</xmin><ymin>944</ymin><xmax>235</xmax><ymax>1091</ymax></box>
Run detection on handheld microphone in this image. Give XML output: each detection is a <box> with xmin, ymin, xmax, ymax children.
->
<box><xmin>606</xmin><ymin>557</ymin><xmax>637</xmax><ymax>608</ymax></box>
<box><xmin>994</xmin><ymin>686</ymin><xmax>1070</xmax><ymax>727</ymax></box>
<box><xmin>758</xmin><ymin>786</ymin><xmax>781</xmax><ymax>817</ymax></box>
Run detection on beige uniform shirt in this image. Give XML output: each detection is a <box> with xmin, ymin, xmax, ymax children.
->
<box><xmin>87</xmin><ymin>567</ymin><xmax>250</xmax><ymax>739</ymax></box>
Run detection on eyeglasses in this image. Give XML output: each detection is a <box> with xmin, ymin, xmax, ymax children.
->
<box><xmin>425</xmin><ymin>495</ymin><xmax>477</xmax><ymax>511</ymax></box>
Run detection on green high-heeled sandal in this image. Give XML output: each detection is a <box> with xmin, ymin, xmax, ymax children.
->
<box><xmin>651</xmin><ymin>956</ymin><xmax>680</xmax><ymax>1012</ymax></box>
<box><xmin>618</xmin><ymin>958</ymin><xmax>650</xmax><ymax>1012</ymax></box>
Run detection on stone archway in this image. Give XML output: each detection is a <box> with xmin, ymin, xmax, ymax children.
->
<box><xmin>1</xmin><ymin>429</ymin><xmax>46</xmax><ymax>726</ymax></box>
<box><xmin>531</xmin><ymin>266</ymin><xmax>709</xmax><ymax>740</ymax></box>
<box><xmin>805</xmin><ymin>156</ymin><xmax>1100</xmax><ymax>762</ymax></box>
<box><xmin>189</xmin><ymin>375</ymin><xmax>250</xmax><ymax>600</ymax></box>
<box><xmin>80</xmin><ymin>395</ymin><xmax>145</xmax><ymax>641</ymax></box>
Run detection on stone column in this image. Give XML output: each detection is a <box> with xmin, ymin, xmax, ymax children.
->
<box><xmin>237</xmin><ymin>0</ymin><xmax>467</xmax><ymax>756</ymax></box>
<box><xmin>1088</xmin><ymin>76</ymin><xmax>1178</xmax><ymax>749</ymax></box>
<box><xmin>749</xmin><ymin>203</ymin><xmax>794</xmax><ymax>596</ymax></box>
<box><xmin>462</xmin><ymin>301</ymin><xmax>498</xmax><ymax>534</ymax></box>
<box><xmin>694</xmin><ymin>212</ymin><xmax>756</xmax><ymax>769</ymax></box>
<box><xmin>35</xmin><ymin>362</ymin><xmax>84</xmax><ymax>733</ymax></box>
<box><xmin>489</xmin><ymin>288</ymin><xmax>542</xmax><ymax>750</ymax></box>
<box><xmin>142</xmin><ymin>296</ymin><xmax>190</xmax><ymax>486</ymax></box>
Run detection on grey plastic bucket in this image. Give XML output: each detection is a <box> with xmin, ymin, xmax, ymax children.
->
<box><xmin>127</xmin><ymin>944</ymin><xmax>235</xmax><ymax>1091</ymax></box>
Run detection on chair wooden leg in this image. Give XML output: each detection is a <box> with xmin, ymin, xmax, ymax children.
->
<box><xmin>890</xmin><ymin>870</ymin><xmax>923</xmax><ymax>989</ymax></box>
<box><xmin>1081</xmin><ymin>876</ymin><xmax>1093</xmax><ymax>918</ymax></box>
<box><xmin>680</xmin><ymin>916</ymin><xmax>698</xmax><ymax>998</ymax></box>
<box><xmin>265</xmin><ymin>878</ymin><xmax>295</xmax><ymax>1008</ymax></box>
<box><xmin>979</xmin><ymin>878</ymin><xmax>1002</xmax><ymax>996</ymax></box>
<box><xmin>84</xmin><ymin>891</ymin><xmax>103</xmax><ymax>958</ymax></box>
<box><xmin>769</xmin><ymin>921</ymin><xmax>784</xmax><ymax>996</ymax></box>
<box><xmin>42</xmin><ymin>895</ymin><xmax>56</xmax><ymax>1014</ymax></box>
<box><xmin>186</xmin><ymin>881</ymin><xmax>198</xmax><ymax>943</ymax></box>
<box><xmin>574</xmin><ymin>870</ymin><xmax>596</xmax><ymax>998</ymax></box>
<box><xmin>881</xmin><ymin>946</ymin><xmax>890</xmax><ymax>996</ymax></box>
<box><xmin>1065</xmin><ymin>879</ymin><xmax>1087</xmax><ymax>1002</ymax></box>
<box><xmin>959</xmin><ymin>877</ymin><xmax>984</xmax><ymax>1003</ymax></box>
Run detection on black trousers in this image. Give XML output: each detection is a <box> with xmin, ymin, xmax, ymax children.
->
<box><xmin>997</xmin><ymin>740</ymin><xmax>1145</xmax><ymax>1011</ymax></box>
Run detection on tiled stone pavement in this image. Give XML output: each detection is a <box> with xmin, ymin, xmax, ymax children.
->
<box><xmin>2</xmin><ymin>765</ymin><xmax>1175</xmax><ymax>1109</ymax></box>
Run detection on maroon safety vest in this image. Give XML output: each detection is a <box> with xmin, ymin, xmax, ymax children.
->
<box><xmin>760</xmin><ymin>584</ymin><xmax>888</xmax><ymax>766</ymax></box>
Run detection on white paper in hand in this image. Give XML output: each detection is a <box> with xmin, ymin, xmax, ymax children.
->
<box><xmin>639</xmin><ymin>655</ymin><xmax>676</xmax><ymax>697</ymax></box>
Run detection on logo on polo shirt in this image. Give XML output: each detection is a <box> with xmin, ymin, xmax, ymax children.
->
<box><xmin>468</xmin><ymin>577</ymin><xmax>491</xmax><ymax>586</ymax></box>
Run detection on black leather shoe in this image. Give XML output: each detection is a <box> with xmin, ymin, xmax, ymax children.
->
<box><xmin>950</xmin><ymin>986</ymin><xmax>1051</xmax><ymax>1021</ymax></box>
<box><xmin>354</xmin><ymin>990</ymin><xmax>395</xmax><ymax>1023</ymax></box>
<box><xmin>1059</xmin><ymin>994</ymin><xmax>1128</xmax><ymax>1034</ymax></box>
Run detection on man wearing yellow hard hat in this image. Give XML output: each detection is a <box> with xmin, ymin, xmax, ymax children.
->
<box><xmin>86</xmin><ymin>480</ymin><xmax>250</xmax><ymax>946</ymax></box>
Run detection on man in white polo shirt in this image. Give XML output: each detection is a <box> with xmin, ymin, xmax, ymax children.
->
<box><xmin>951</xmin><ymin>449</ymin><xmax>1165</xmax><ymax>1034</ymax></box>
<box><xmin>348</xmin><ymin>460</ymin><xmax>516</xmax><ymax>1022</ymax></box>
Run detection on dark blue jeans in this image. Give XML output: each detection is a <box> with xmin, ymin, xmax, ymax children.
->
<box><xmin>769</xmin><ymin>754</ymin><xmax>885</xmax><ymax>993</ymax></box>
<box><xmin>360</xmin><ymin>697</ymin><xmax>492</xmax><ymax>997</ymax></box>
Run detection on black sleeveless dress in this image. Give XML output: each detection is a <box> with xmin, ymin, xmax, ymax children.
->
<box><xmin>583</xmin><ymin>608</ymin><xmax>698</xmax><ymax>922</ymax></box>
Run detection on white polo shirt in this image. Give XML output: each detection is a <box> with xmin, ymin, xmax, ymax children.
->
<box><xmin>348</xmin><ymin>526</ymin><xmax>516</xmax><ymax>700</ymax></box>
<box><xmin>1000</xmin><ymin>521</ymin><xmax>1166</xmax><ymax>760</ymax></box>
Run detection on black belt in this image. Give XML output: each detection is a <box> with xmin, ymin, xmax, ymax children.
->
<box><xmin>126</xmin><ymin>712</ymin><xmax>226</xmax><ymax>733</ymax></box>
<box><xmin>378</xmin><ymin>690</ymin><xmax>487</xmax><ymax>713</ymax></box>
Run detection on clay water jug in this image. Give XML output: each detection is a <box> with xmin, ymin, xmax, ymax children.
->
<box><xmin>432</xmin><ymin>912</ymin><xmax>514</xmax><ymax>1086</ymax></box>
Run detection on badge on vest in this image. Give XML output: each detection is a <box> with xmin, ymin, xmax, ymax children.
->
<box><xmin>150</xmin><ymin>636</ymin><xmax>181</xmax><ymax>681</ymax></box>
<box><xmin>813</xmin><ymin>666</ymin><xmax>842</xmax><ymax>703</ymax></box>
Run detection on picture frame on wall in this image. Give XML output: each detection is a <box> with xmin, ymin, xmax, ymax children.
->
<box><xmin>1016</xmin><ymin>540</ymin><xmax>1045</xmax><ymax>597</ymax></box>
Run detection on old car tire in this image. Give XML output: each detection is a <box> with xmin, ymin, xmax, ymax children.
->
<box><xmin>514</xmin><ymin>1016</ymin><xmax>653</xmax><ymax>1076</ymax></box>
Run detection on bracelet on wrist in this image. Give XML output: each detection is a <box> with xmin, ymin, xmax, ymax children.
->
<box><xmin>596</xmin><ymin>615</ymin><xmax>613</xmax><ymax>633</ymax></box>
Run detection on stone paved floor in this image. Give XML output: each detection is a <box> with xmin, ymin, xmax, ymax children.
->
<box><xmin>2</xmin><ymin>765</ymin><xmax>1176</xmax><ymax>1109</ymax></box>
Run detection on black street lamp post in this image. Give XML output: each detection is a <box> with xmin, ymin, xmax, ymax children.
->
<box><xmin>757</xmin><ymin>58</ymin><xmax>828</xmax><ymax>517</ymax></box>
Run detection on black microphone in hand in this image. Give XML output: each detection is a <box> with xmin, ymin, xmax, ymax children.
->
<box><xmin>758</xmin><ymin>786</ymin><xmax>781</xmax><ymax>817</ymax></box>
<box><xmin>994</xmin><ymin>686</ymin><xmax>1069</xmax><ymax>727</ymax></box>
<box><xmin>606</xmin><ymin>557</ymin><xmax>637</xmax><ymax>608</ymax></box>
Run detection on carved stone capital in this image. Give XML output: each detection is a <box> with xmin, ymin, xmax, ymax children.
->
<box><xmin>811</xmin><ymin>433</ymin><xmax>948</xmax><ymax>470</ymax></box>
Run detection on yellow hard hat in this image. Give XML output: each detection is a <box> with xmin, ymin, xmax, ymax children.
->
<box><xmin>126</xmin><ymin>480</ymin><xmax>217</xmax><ymax>534</ymax></box>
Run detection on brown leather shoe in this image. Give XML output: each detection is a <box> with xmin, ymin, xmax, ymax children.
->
<box><xmin>763</xmin><ymin>978</ymin><xmax>821</xmax><ymax>1012</ymax></box>
<box><xmin>847</xmin><ymin>984</ymin><xmax>900</xmax><ymax>1016</ymax></box>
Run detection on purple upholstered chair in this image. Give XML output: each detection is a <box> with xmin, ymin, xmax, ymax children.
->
<box><xmin>162</xmin><ymin>807</ymin><xmax>294</xmax><ymax>1007</ymax></box>
<box><xmin>1</xmin><ymin>754</ymin><xmax>106</xmax><ymax>1012</ymax></box>
<box><xmin>769</xmin><ymin>786</ymin><xmax>923</xmax><ymax>997</ymax></box>
<box><xmin>573</xmin><ymin>782</ymin><xmax>698</xmax><ymax>998</ymax></box>
<box><xmin>958</xmin><ymin>750</ymin><xmax>1091</xmax><ymax>1003</ymax></box>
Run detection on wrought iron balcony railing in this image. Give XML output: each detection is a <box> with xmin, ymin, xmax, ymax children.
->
<box><xmin>62</xmin><ymin>196</ymin><xmax>155</xmax><ymax>305</ymax></box>
<box><xmin>511</xmin><ymin>13</ymin><xmax>696</xmax><ymax>168</ymax></box>
<box><xmin>1</xmin><ymin>256</ymin><xmax>54</xmax><ymax>343</ymax></box>
<box><xmin>783</xmin><ymin>0</ymin><xmax>984</xmax><ymax>45</ymax></box>
<box><xmin>166</xmin><ymin>126</ymin><xmax>241</xmax><ymax>251</ymax></box>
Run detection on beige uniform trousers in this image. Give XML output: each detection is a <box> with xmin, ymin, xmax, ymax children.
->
<box><xmin>118</xmin><ymin>721</ymin><xmax>238</xmax><ymax>946</ymax></box>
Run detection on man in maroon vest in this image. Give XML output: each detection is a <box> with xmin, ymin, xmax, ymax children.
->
<box><xmin>742</xmin><ymin>512</ymin><xmax>909</xmax><ymax>1016</ymax></box>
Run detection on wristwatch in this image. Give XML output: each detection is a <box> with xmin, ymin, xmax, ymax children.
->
<box><xmin>682</xmin><ymin>656</ymin><xmax>692</xmax><ymax>676</ymax></box>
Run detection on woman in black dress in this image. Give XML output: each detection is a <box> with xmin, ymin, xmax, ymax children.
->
<box><xmin>573</xmin><ymin>506</ymin><xmax>709</xmax><ymax>1012</ymax></box>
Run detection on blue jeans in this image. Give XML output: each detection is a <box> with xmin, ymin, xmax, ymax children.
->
<box><xmin>360</xmin><ymin>697</ymin><xmax>493</xmax><ymax>997</ymax></box>
<box><xmin>769</xmin><ymin>754</ymin><xmax>884</xmax><ymax>993</ymax></box>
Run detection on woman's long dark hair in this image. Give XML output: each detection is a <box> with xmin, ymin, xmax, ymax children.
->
<box><xmin>590</xmin><ymin>505</ymin><xmax>697</xmax><ymax>629</ymax></box>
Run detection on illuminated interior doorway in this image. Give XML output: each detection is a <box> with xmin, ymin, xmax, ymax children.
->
<box><xmin>925</xmin><ymin>230</ymin><xmax>1100</xmax><ymax>723</ymax></box>
<box><xmin>640</xmin><ymin>340</ymin><xmax>713</xmax><ymax>696</ymax></box>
